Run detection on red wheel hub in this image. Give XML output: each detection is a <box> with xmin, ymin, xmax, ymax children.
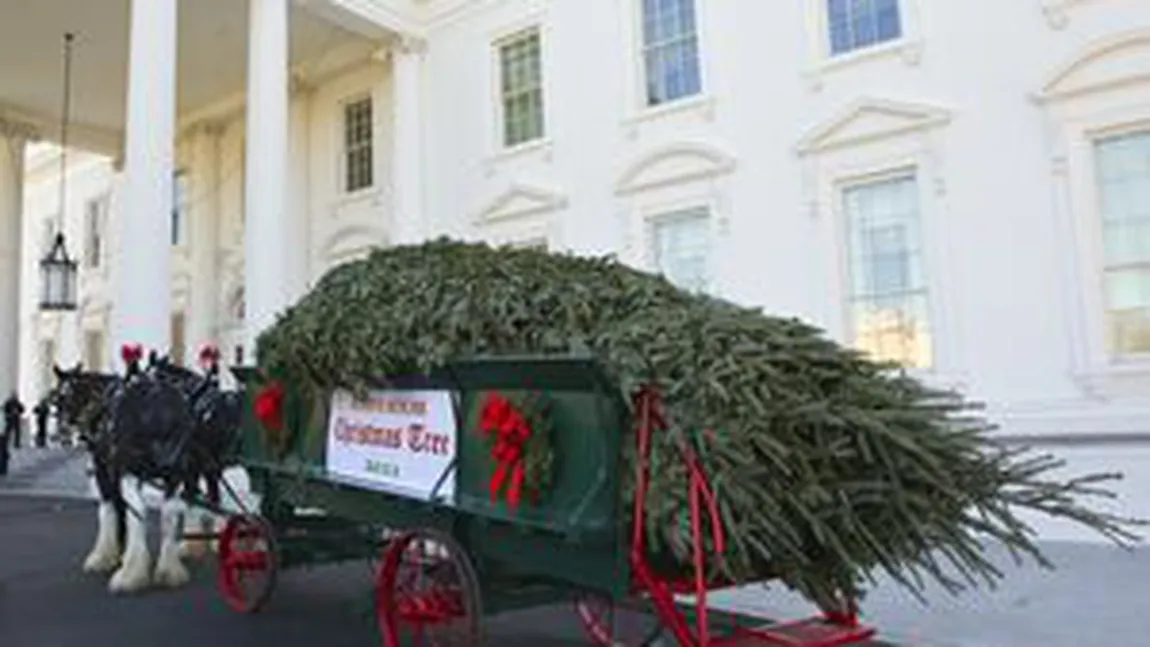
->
<box><xmin>217</xmin><ymin>514</ymin><xmax>278</xmax><ymax>613</ymax></box>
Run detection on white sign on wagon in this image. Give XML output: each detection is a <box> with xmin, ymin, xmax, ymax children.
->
<box><xmin>325</xmin><ymin>389</ymin><xmax>457</xmax><ymax>503</ymax></box>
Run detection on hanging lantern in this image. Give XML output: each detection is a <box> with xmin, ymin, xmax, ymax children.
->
<box><xmin>39</xmin><ymin>32</ymin><xmax>78</xmax><ymax>312</ymax></box>
<box><xmin>39</xmin><ymin>232</ymin><xmax>78</xmax><ymax>311</ymax></box>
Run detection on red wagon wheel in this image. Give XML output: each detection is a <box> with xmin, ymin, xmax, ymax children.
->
<box><xmin>217</xmin><ymin>513</ymin><xmax>279</xmax><ymax>613</ymax></box>
<box><xmin>377</xmin><ymin>528</ymin><xmax>482</xmax><ymax>647</ymax></box>
<box><xmin>575</xmin><ymin>594</ymin><xmax>668</xmax><ymax>647</ymax></box>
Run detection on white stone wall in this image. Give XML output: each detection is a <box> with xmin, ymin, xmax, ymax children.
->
<box><xmin>18</xmin><ymin>0</ymin><xmax>1150</xmax><ymax>539</ymax></box>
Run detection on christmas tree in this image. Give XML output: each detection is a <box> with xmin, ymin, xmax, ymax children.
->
<box><xmin>256</xmin><ymin>238</ymin><xmax>1141</xmax><ymax>609</ymax></box>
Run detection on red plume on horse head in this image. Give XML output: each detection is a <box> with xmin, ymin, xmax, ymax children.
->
<box><xmin>198</xmin><ymin>343</ymin><xmax>222</xmax><ymax>369</ymax></box>
<box><xmin>120</xmin><ymin>343</ymin><xmax>144</xmax><ymax>366</ymax></box>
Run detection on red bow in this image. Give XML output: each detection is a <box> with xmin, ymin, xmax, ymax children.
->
<box><xmin>198</xmin><ymin>344</ymin><xmax>221</xmax><ymax>368</ymax></box>
<box><xmin>120</xmin><ymin>344</ymin><xmax>144</xmax><ymax>366</ymax></box>
<box><xmin>478</xmin><ymin>393</ymin><xmax>534</xmax><ymax>509</ymax></box>
<box><xmin>254</xmin><ymin>382</ymin><xmax>285</xmax><ymax>431</ymax></box>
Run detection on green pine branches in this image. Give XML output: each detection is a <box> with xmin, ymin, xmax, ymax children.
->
<box><xmin>256</xmin><ymin>238</ymin><xmax>1143</xmax><ymax>607</ymax></box>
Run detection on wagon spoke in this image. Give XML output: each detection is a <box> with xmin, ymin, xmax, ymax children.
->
<box><xmin>226</xmin><ymin>551</ymin><xmax>269</xmax><ymax>571</ymax></box>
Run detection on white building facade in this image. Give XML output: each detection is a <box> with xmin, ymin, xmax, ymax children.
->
<box><xmin>3</xmin><ymin>0</ymin><xmax>1150</xmax><ymax>540</ymax></box>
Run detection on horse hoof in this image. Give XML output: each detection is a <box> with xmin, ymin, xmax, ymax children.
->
<box><xmin>154</xmin><ymin>562</ymin><xmax>191</xmax><ymax>588</ymax></box>
<box><xmin>180</xmin><ymin>540</ymin><xmax>207</xmax><ymax>560</ymax></box>
<box><xmin>83</xmin><ymin>552</ymin><xmax>121</xmax><ymax>574</ymax></box>
<box><xmin>109</xmin><ymin>565</ymin><xmax>152</xmax><ymax>594</ymax></box>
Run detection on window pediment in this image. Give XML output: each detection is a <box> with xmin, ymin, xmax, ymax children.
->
<box><xmin>321</xmin><ymin>224</ymin><xmax>386</xmax><ymax>267</ymax></box>
<box><xmin>1037</xmin><ymin>29</ymin><xmax>1150</xmax><ymax>102</ymax></box>
<box><xmin>796</xmin><ymin>98</ymin><xmax>951</xmax><ymax>155</ymax></box>
<box><xmin>475</xmin><ymin>182</ymin><xmax>568</xmax><ymax>223</ymax></box>
<box><xmin>614</xmin><ymin>142</ymin><xmax>737</xmax><ymax>195</ymax></box>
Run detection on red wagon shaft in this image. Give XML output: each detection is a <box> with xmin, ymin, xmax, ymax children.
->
<box><xmin>624</xmin><ymin>386</ymin><xmax>877</xmax><ymax>647</ymax></box>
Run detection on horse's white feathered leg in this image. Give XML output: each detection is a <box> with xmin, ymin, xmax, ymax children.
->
<box><xmin>155</xmin><ymin>497</ymin><xmax>191</xmax><ymax>588</ymax></box>
<box><xmin>180</xmin><ymin>480</ymin><xmax>209</xmax><ymax>560</ymax></box>
<box><xmin>207</xmin><ymin>512</ymin><xmax>224</xmax><ymax>553</ymax></box>
<box><xmin>109</xmin><ymin>477</ymin><xmax>152</xmax><ymax>593</ymax></box>
<box><xmin>179</xmin><ymin>506</ymin><xmax>209</xmax><ymax>559</ymax></box>
<box><xmin>83</xmin><ymin>501</ymin><xmax>121</xmax><ymax>573</ymax></box>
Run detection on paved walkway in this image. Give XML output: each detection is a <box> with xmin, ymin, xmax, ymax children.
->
<box><xmin>3</xmin><ymin>449</ymin><xmax>1149</xmax><ymax>646</ymax></box>
<box><xmin>0</xmin><ymin>445</ymin><xmax>91</xmax><ymax>497</ymax></box>
<box><xmin>0</xmin><ymin>495</ymin><xmax>600</xmax><ymax>647</ymax></box>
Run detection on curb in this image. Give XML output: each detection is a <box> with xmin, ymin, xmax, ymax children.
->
<box><xmin>0</xmin><ymin>488</ymin><xmax>96</xmax><ymax>502</ymax></box>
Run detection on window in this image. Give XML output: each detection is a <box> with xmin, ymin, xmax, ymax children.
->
<box><xmin>842</xmin><ymin>174</ymin><xmax>931</xmax><ymax>368</ymax></box>
<box><xmin>652</xmin><ymin>207</ymin><xmax>710</xmax><ymax>293</ymax></box>
<box><xmin>828</xmin><ymin>0</ymin><xmax>902</xmax><ymax>56</ymax></box>
<box><xmin>172</xmin><ymin>170</ymin><xmax>187</xmax><ymax>246</ymax></box>
<box><xmin>84</xmin><ymin>196</ymin><xmax>105</xmax><ymax>269</ymax></box>
<box><xmin>641</xmin><ymin>0</ymin><xmax>702</xmax><ymax>107</ymax></box>
<box><xmin>1095</xmin><ymin>130</ymin><xmax>1150</xmax><ymax>358</ymax></box>
<box><xmin>343</xmin><ymin>97</ymin><xmax>374</xmax><ymax>192</ymax></box>
<box><xmin>498</xmin><ymin>29</ymin><xmax>544</xmax><ymax>148</ymax></box>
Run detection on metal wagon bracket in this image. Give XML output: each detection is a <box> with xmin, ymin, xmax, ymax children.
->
<box><xmin>626</xmin><ymin>386</ymin><xmax>879</xmax><ymax>647</ymax></box>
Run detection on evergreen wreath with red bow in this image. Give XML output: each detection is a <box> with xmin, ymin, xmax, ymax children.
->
<box><xmin>477</xmin><ymin>391</ymin><xmax>556</xmax><ymax>510</ymax></box>
<box><xmin>253</xmin><ymin>380</ymin><xmax>292</xmax><ymax>457</ymax></box>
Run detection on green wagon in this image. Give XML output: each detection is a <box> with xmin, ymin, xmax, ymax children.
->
<box><xmin>212</xmin><ymin>355</ymin><xmax>880</xmax><ymax>647</ymax></box>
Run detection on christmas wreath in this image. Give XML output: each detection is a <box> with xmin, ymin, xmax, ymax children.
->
<box><xmin>477</xmin><ymin>391</ymin><xmax>556</xmax><ymax>510</ymax></box>
<box><xmin>253</xmin><ymin>380</ymin><xmax>292</xmax><ymax>457</ymax></box>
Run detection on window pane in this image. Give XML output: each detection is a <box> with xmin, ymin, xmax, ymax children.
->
<box><xmin>1104</xmin><ymin>267</ymin><xmax>1150</xmax><ymax>311</ymax></box>
<box><xmin>850</xmin><ymin>0</ymin><xmax>876</xmax><ymax>48</ymax></box>
<box><xmin>875</xmin><ymin>0</ymin><xmax>902</xmax><ymax>40</ymax></box>
<box><xmin>1107</xmin><ymin>307</ymin><xmax>1150</xmax><ymax>356</ymax></box>
<box><xmin>642</xmin><ymin>0</ymin><xmax>660</xmax><ymax>45</ymax></box>
<box><xmin>1104</xmin><ymin>219</ymin><xmax>1150</xmax><ymax>266</ymax></box>
<box><xmin>852</xmin><ymin>292</ymin><xmax>932</xmax><ymax>368</ymax></box>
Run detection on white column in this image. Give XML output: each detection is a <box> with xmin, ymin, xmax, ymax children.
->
<box><xmin>243</xmin><ymin>0</ymin><xmax>290</xmax><ymax>355</ymax></box>
<box><xmin>286</xmin><ymin>83</ymin><xmax>312</xmax><ymax>304</ymax></box>
<box><xmin>113</xmin><ymin>0</ymin><xmax>177</xmax><ymax>360</ymax></box>
<box><xmin>390</xmin><ymin>37</ymin><xmax>428</xmax><ymax>245</ymax></box>
<box><xmin>188</xmin><ymin>124</ymin><xmax>222</xmax><ymax>356</ymax></box>
<box><xmin>0</xmin><ymin>121</ymin><xmax>30</xmax><ymax>398</ymax></box>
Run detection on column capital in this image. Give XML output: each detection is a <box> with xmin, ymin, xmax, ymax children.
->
<box><xmin>393</xmin><ymin>34</ymin><xmax>428</xmax><ymax>57</ymax></box>
<box><xmin>185</xmin><ymin>118</ymin><xmax>228</xmax><ymax>139</ymax></box>
<box><xmin>0</xmin><ymin>116</ymin><xmax>41</xmax><ymax>143</ymax></box>
<box><xmin>289</xmin><ymin>69</ymin><xmax>317</xmax><ymax>97</ymax></box>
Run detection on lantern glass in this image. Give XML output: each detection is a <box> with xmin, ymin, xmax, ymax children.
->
<box><xmin>39</xmin><ymin>233</ymin><xmax>78</xmax><ymax>311</ymax></box>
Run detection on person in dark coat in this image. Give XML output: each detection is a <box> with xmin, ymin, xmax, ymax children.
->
<box><xmin>3</xmin><ymin>392</ymin><xmax>24</xmax><ymax>450</ymax></box>
<box><xmin>33</xmin><ymin>398</ymin><xmax>50</xmax><ymax>449</ymax></box>
<box><xmin>0</xmin><ymin>392</ymin><xmax>20</xmax><ymax>476</ymax></box>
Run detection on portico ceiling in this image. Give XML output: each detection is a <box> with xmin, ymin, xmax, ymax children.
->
<box><xmin>0</xmin><ymin>0</ymin><xmax>380</xmax><ymax>156</ymax></box>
